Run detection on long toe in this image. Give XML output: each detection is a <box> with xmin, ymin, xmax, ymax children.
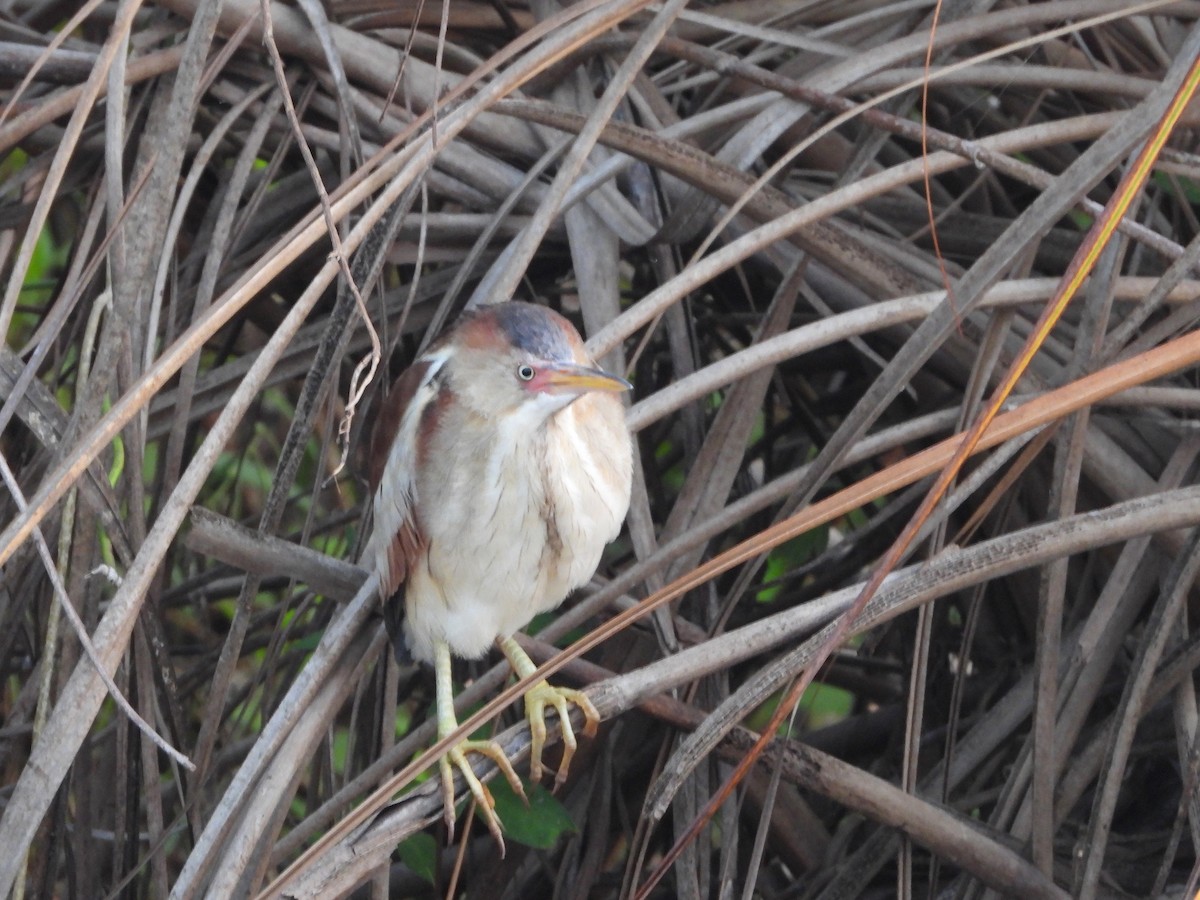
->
<box><xmin>438</xmin><ymin>754</ymin><xmax>464</xmax><ymax>841</ymax></box>
<box><xmin>441</xmin><ymin>739</ymin><xmax>528</xmax><ymax>852</ymax></box>
<box><xmin>524</xmin><ymin>682</ymin><xmax>601</xmax><ymax>788</ymax></box>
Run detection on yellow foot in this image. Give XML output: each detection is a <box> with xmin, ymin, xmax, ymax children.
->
<box><xmin>438</xmin><ymin>738</ymin><xmax>526</xmax><ymax>852</ymax></box>
<box><xmin>524</xmin><ymin>681</ymin><xmax>600</xmax><ymax>788</ymax></box>
<box><xmin>497</xmin><ymin>636</ymin><xmax>602</xmax><ymax>789</ymax></box>
<box><xmin>432</xmin><ymin>641</ymin><xmax>525</xmax><ymax>852</ymax></box>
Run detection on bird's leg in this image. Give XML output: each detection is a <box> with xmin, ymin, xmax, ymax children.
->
<box><xmin>433</xmin><ymin>641</ymin><xmax>525</xmax><ymax>848</ymax></box>
<box><xmin>498</xmin><ymin>636</ymin><xmax>600</xmax><ymax>789</ymax></box>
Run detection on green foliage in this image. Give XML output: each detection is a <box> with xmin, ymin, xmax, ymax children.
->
<box><xmin>5</xmin><ymin>150</ymin><xmax>72</xmax><ymax>347</ymax></box>
<box><xmin>393</xmin><ymin>701</ymin><xmax>413</xmax><ymax>739</ymax></box>
<box><xmin>310</xmin><ymin>529</ymin><xmax>352</xmax><ymax>562</ymax></box>
<box><xmin>330</xmin><ymin>728</ymin><xmax>350</xmax><ymax>770</ymax></box>
<box><xmin>31</xmin><ymin>222</ymin><xmax>69</xmax><ymax>279</ymax></box>
<box><xmin>653</xmin><ymin>437</ymin><xmax>685</xmax><ymax>493</ymax></box>
<box><xmin>793</xmin><ymin>682</ymin><xmax>854</xmax><ymax>731</ymax></box>
<box><xmin>756</xmin><ymin>526</ymin><xmax>829</xmax><ymax>603</ymax></box>
<box><xmin>746</xmin><ymin>681</ymin><xmax>854</xmax><ymax>734</ymax></box>
<box><xmin>1067</xmin><ymin>209</ymin><xmax>1094</xmax><ymax>230</ymax></box>
<box><xmin>396</xmin><ymin>832</ymin><xmax>438</xmax><ymax>884</ymax></box>
<box><xmin>1152</xmin><ymin>170</ymin><xmax>1200</xmax><ymax>204</ymax></box>
<box><xmin>488</xmin><ymin>778</ymin><xmax>576</xmax><ymax>849</ymax></box>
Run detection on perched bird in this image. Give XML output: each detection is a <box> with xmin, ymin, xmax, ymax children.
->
<box><xmin>365</xmin><ymin>300</ymin><xmax>633</xmax><ymax>844</ymax></box>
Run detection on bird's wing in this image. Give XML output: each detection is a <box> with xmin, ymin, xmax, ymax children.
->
<box><xmin>366</xmin><ymin>351</ymin><xmax>449</xmax><ymax>604</ymax></box>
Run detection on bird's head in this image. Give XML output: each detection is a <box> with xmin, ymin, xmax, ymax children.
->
<box><xmin>446</xmin><ymin>302</ymin><xmax>631</xmax><ymax>424</ymax></box>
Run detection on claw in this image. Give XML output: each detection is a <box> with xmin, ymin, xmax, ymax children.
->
<box><xmin>524</xmin><ymin>682</ymin><xmax>601</xmax><ymax>787</ymax></box>
<box><xmin>433</xmin><ymin>640</ymin><xmax>526</xmax><ymax>852</ymax></box>
<box><xmin>499</xmin><ymin>636</ymin><xmax>601</xmax><ymax>788</ymax></box>
<box><xmin>438</xmin><ymin>738</ymin><xmax>526</xmax><ymax>852</ymax></box>
<box><xmin>429</xmin><ymin>636</ymin><xmax>601</xmax><ymax>851</ymax></box>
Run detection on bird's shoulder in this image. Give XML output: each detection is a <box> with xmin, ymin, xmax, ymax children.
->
<box><xmin>365</xmin><ymin>347</ymin><xmax>459</xmax><ymax>601</ymax></box>
<box><xmin>367</xmin><ymin>350</ymin><xmax>451</xmax><ymax>490</ymax></box>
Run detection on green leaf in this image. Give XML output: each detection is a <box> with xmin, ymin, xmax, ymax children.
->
<box><xmin>488</xmin><ymin>778</ymin><xmax>576</xmax><ymax>849</ymax></box>
<box><xmin>746</xmin><ymin>681</ymin><xmax>854</xmax><ymax>734</ymax></box>
<box><xmin>756</xmin><ymin>526</ymin><xmax>829</xmax><ymax>603</ymax></box>
<box><xmin>397</xmin><ymin>832</ymin><xmax>438</xmax><ymax>884</ymax></box>
<box><xmin>1153</xmin><ymin>170</ymin><xmax>1200</xmax><ymax>204</ymax></box>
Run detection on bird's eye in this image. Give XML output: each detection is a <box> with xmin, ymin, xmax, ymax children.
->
<box><xmin>517</xmin><ymin>364</ymin><xmax>536</xmax><ymax>382</ymax></box>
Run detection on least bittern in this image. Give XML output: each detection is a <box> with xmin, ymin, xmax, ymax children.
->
<box><xmin>365</xmin><ymin>301</ymin><xmax>633</xmax><ymax>845</ymax></box>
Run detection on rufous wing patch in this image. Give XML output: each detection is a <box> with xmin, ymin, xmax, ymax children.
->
<box><xmin>382</xmin><ymin>515</ymin><xmax>424</xmax><ymax>601</ymax></box>
<box><xmin>368</xmin><ymin>359</ymin><xmax>433</xmax><ymax>491</ymax></box>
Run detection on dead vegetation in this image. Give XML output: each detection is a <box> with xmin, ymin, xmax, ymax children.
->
<box><xmin>3</xmin><ymin>1</ymin><xmax>1200</xmax><ymax>898</ymax></box>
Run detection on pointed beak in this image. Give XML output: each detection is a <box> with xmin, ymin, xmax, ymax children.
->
<box><xmin>543</xmin><ymin>363</ymin><xmax>631</xmax><ymax>394</ymax></box>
